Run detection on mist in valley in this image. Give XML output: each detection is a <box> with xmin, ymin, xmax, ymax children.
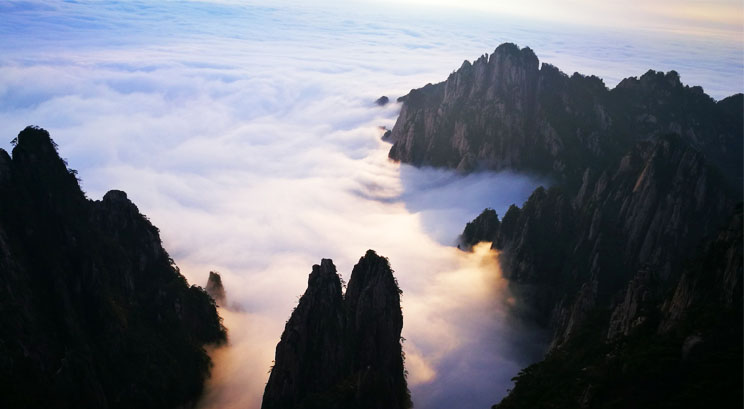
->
<box><xmin>1</xmin><ymin>1</ymin><xmax>741</xmax><ymax>408</ymax></box>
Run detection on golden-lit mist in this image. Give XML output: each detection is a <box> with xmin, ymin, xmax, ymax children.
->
<box><xmin>402</xmin><ymin>242</ymin><xmax>508</xmax><ymax>386</ymax></box>
<box><xmin>199</xmin><ymin>309</ymin><xmax>279</xmax><ymax>409</ymax></box>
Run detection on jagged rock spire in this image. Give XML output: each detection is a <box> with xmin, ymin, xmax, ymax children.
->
<box><xmin>262</xmin><ymin>251</ymin><xmax>411</xmax><ymax>409</ymax></box>
<box><xmin>206</xmin><ymin>271</ymin><xmax>227</xmax><ymax>306</ymax></box>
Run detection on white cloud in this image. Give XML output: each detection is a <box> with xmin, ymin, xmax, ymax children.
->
<box><xmin>0</xmin><ymin>1</ymin><xmax>740</xmax><ymax>408</ymax></box>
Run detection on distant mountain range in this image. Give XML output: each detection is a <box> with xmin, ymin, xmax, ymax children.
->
<box><xmin>388</xmin><ymin>43</ymin><xmax>743</xmax><ymax>408</ymax></box>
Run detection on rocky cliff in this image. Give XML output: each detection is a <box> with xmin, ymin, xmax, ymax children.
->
<box><xmin>0</xmin><ymin>126</ymin><xmax>226</xmax><ymax>409</ymax></box>
<box><xmin>461</xmin><ymin>135</ymin><xmax>735</xmax><ymax>337</ymax></box>
<box><xmin>388</xmin><ymin>43</ymin><xmax>742</xmax><ymax>190</ymax></box>
<box><xmin>391</xmin><ymin>43</ymin><xmax>743</xmax><ymax>407</ymax></box>
<box><xmin>492</xmin><ymin>205</ymin><xmax>742</xmax><ymax>409</ymax></box>
<box><xmin>262</xmin><ymin>250</ymin><xmax>411</xmax><ymax>409</ymax></box>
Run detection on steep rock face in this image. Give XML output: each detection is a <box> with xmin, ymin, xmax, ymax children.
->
<box><xmin>436</xmin><ymin>46</ymin><xmax>742</xmax><ymax>407</ymax></box>
<box><xmin>462</xmin><ymin>135</ymin><xmax>734</xmax><ymax>346</ymax></box>
<box><xmin>659</xmin><ymin>204</ymin><xmax>743</xmax><ymax>333</ymax></box>
<box><xmin>262</xmin><ymin>251</ymin><xmax>411</xmax><ymax>409</ymax></box>
<box><xmin>0</xmin><ymin>126</ymin><xmax>226</xmax><ymax>409</ymax></box>
<box><xmin>344</xmin><ymin>250</ymin><xmax>409</xmax><ymax>409</ymax></box>
<box><xmin>494</xmin><ymin>206</ymin><xmax>742</xmax><ymax>409</ymax></box>
<box><xmin>389</xmin><ymin>43</ymin><xmax>743</xmax><ymax>189</ymax></box>
<box><xmin>262</xmin><ymin>259</ymin><xmax>347</xmax><ymax>409</ymax></box>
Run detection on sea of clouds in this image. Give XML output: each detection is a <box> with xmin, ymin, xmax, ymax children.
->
<box><xmin>1</xmin><ymin>1</ymin><xmax>741</xmax><ymax>408</ymax></box>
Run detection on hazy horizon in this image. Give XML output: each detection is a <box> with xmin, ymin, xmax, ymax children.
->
<box><xmin>1</xmin><ymin>1</ymin><xmax>742</xmax><ymax>408</ymax></box>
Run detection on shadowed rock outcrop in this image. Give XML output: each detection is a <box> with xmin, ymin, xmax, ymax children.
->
<box><xmin>492</xmin><ymin>205</ymin><xmax>742</xmax><ymax>409</ymax></box>
<box><xmin>262</xmin><ymin>250</ymin><xmax>411</xmax><ymax>409</ymax></box>
<box><xmin>487</xmin><ymin>134</ymin><xmax>734</xmax><ymax>340</ymax></box>
<box><xmin>458</xmin><ymin>207</ymin><xmax>500</xmax><ymax>249</ymax></box>
<box><xmin>0</xmin><ymin>126</ymin><xmax>226</xmax><ymax>409</ymax></box>
<box><xmin>375</xmin><ymin>96</ymin><xmax>390</xmax><ymax>106</ymax></box>
<box><xmin>206</xmin><ymin>271</ymin><xmax>227</xmax><ymax>306</ymax></box>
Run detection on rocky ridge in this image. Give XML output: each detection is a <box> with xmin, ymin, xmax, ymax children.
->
<box><xmin>388</xmin><ymin>43</ymin><xmax>743</xmax><ymax>407</ymax></box>
<box><xmin>491</xmin><ymin>204</ymin><xmax>742</xmax><ymax>408</ymax></box>
<box><xmin>0</xmin><ymin>126</ymin><xmax>226</xmax><ymax>409</ymax></box>
<box><xmin>388</xmin><ymin>43</ymin><xmax>742</xmax><ymax>191</ymax></box>
<box><xmin>262</xmin><ymin>250</ymin><xmax>411</xmax><ymax>409</ymax></box>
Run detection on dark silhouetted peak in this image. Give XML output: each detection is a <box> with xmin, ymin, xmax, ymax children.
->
<box><xmin>345</xmin><ymin>249</ymin><xmax>398</xmax><ymax>303</ymax></box>
<box><xmin>459</xmin><ymin>208</ymin><xmax>500</xmax><ymax>249</ymax></box>
<box><xmin>493</xmin><ymin>42</ymin><xmax>534</xmax><ymax>60</ymax></box>
<box><xmin>718</xmin><ymin>92</ymin><xmax>744</xmax><ymax>115</ymax></box>
<box><xmin>388</xmin><ymin>44</ymin><xmax>742</xmax><ymax>188</ymax></box>
<box><xmin>494</xmin><ymin>42</ymin><xmax>520</xmax><ymax>53</ymax></box>
<box><xmin>14</xmin><ymin>125</ymin><xmax>56</xmax><ymax>155</ymax></box>
<box><xmin>98</xmin><ymin>190</ymin><xmax>143</xmax><ymax>223</ymax></box>
<box><xmin>375</xmin><ymin>95</ymin><xmax>390</xmax><ymax>106</ymax></box>
<box><xmin>206</xmin><ymin>271</ymin><xmax>227</xmax><ymax>306</ymax></box>
<box><xmin>263</xmin><ymin>251</ymin><xmax>411</xmax><ymax>409</ymax></box>
<box><xmin>640</xmin><ymin>69</ymin><xmax>682</xmax><ymax>87</ymax></box>
<box><xmin>103</xmin><ymin>189</ymin><xmax>130</xmax><ymax>203</ymax></box>
<box><xmin>344</xmin><ymin>250</ymin><xmax>410</xmax><ymax>409</ymax></box>
<box><xmin>0</xmin><ymin>148</ymin><xmax>10</xmax><ymax>184</ymax></box>
<box><xmin>10</xmin><ymin>126</ymin><xmax>85</xmax><ymax>206</ymax></box>
<box><xmin>489</xmin><ymin>43</ymin><xmax>538</xmax><ymax>72</ymax></box>
<box><xmin>262</xmin><ymin>258</ymin><xmax>346</xmax><ymax>409</ymax></box>
<box><xmin>309</xmin><ymin>258</ymin><xmax>342</xmax><ymax>288</ymax></box>
<box><xmin>0</xmin><ymin>127</ymin><xmax>226</xmax><ymax>409</ymax></box>
<box><xmin>92</xmin><ymin>188</ymin><xmax>167</xmax><ymax>268</ymax></box>
<box><xmin>614</xmin><ymin>69</ymin><xmax>687</xmax><ymax>97</ymax></box>
<box><xmin>540</xmin><ymin>62</ymin><xmax>564</xmax><ymax>77</ymax></box>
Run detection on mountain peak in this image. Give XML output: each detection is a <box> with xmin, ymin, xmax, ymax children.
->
<box><xmin>387</xmin><ymin>45</ymin><xmax>741</xmax><ymax>187</ymax></box>
<box><xmin>309</xmin><ymin>258</ymin><xmax>341</xmax><ymax>288</ymax></box>
<box><xmin>206</xmin><ymin>271</ymin><xmax>227</xmax><ymax>306</ymax></box>
<box><xmin>263</xmin><ymin>251</ymin><xmax>410</xmax><ymax>409</ymax></box>
<box><xmin>491</xmin><ymin>43</ymin><xmax>538</xmax><ymax>67</ymax></box>
<box><xmin>14</xmin><ymin>125</ymin><xmax>56</xmax><ymax>154</ymax></box>
<box><xmin>103</xmin><ymin>189</ymin><xmax>130</xmax><ymax>204</ymax></box>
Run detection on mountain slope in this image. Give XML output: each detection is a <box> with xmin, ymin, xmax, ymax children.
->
<box><xmin>493</xmin><ymin>205</ymin><xmax>742</xmax><ymax>409</ymax></box>
<box><xmin>388</xmin><ymin>43</ymin><xmax>742</xmax><ymax>191</ymax></box>
<box><xmin>388</xmin><ymin>43</ymin><xmax>742</xmax><ymax>408</ymax></box>
<box><xmin>0</xmin><ymin>126</ymin><xmax>226</xmax><ymax>409</ymax></box>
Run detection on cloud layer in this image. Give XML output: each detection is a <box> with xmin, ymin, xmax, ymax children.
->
<box><xmin>1</xmin><ymin>1</ymin><xmax>741</xmax><ymax>408</ymax></box>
